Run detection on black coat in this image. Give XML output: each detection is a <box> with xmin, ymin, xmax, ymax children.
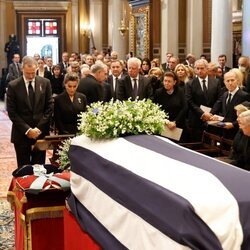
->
<box><xmin>211</xmin><ymin>89</ymin><xmax>250</xmax><ymax>125</ymax></box>
<box><xmin>211</xmin><ymin>88</ymin><xmax>250</xmax><ymax>139</ymax></box>
<box><xmin>7</xmin><ymin>62</ymin><xmax>22</xmax><ymax>82</ymax></box>
<box><xmin>154</xmin><ymin>86</ymin><xmax>187</xmax><ymax>128</ymax></box>
<box><xmin>77</xmin><ymin>75</ymin><xmax>110</xmax><ymax>105</ymax></box>
<box><xmin>231</xmin><ymin>130</ymin><xmax>250</xmax><ymax>170</ymax></box>
<box><xmin>54</xmin><ymin>91</ymin><xmax>87</xmax><ymax>134</ymax></box>
<box><xmin>185</xmin><ymin>77</ymin><xmax>222</xmax><ymax>128</ymax></box>
<box><xmin>116</xmin><ymin>74</ymin><xmax>152</xmax><ymax>101</ymax></box>
<box><xmin>107</xmin><ymin>75</ymin><xmax>125</xmax><ymax>100</ymax></box>
<box><xmin>50</xmin><ymin>75</ymin><xmax>64</xmax><ymax>95</ymax></box>
<box><xmin>7</xmin><ymin>76</ymin><xmax>53</xmax><ymax>145</ymax></box>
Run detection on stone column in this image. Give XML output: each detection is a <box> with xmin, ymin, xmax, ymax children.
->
<box><xmin>108</xmin><ymin>0</ymin><xmax>127</xmax><ymax>59</ymax></box>
<box><xmin>89</xmin><ymin>0</ymin><xmax>103</xmax><ymax>52</ymax></box>
<box><xmin>242</xmin><ymin>0</ymin><xmax>250</xmax><ymax>57</ymax></box>
<box><xmin>0</xmin><ymin>0</ymin><xmax>7</xmax><ymax>74</ymax></box>
<box><xmin>211</xmin><ymin>0</ymin><xmax>232</xmax><ymax>66</ymax></box>
<box><xmin>161</xmin><ymin>0</ymin><xmax>179</xmax><ymax>62</ymax></box>
<box><xmin>186</xmin><ymin>0</ymin><xmax>203</xmax><ymax>58</ymax></box>
<box><xmin>71</xmin><ymin>0</ymin><xmax>79</xmax><ymax>52</ymax></box>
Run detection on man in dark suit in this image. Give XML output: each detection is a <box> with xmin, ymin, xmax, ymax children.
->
<box><xmin>77</xmin><ymin>62</ymin><xmax>110</xmax><ymax>105</ymax></box>
<box><xmin>218</xmin><ymin>54</ymin><xmax>231</xmax><ymax>76</ymax></box>
<box><xmin>210</xmin><ymin>70</ymin><xmax>250</xmax><ymax>139</ymax></box>
<box><xmin>107</xmin><ymin>60</ymin><xmax>125</xmax><ymax>100</ymax></box>
<box><xmin>7</xmin><ymin>53</ymin><xmax>22</xmax><ymax>82</ymax></box>
<box><xmin>161</xmin><ymin>52</ymin><xmax>173</xmax><ymax>72</ymax></box>
<box><xmin>7</xmin><ymin>56</ymin><xmax>53</xmax><ymax>168</ymax></box>
<box><xmin>117</xmin><ymin>57</ymin><xmax>152</xmax><ymax>101</ymax></box>
<box><xmin>185</xmin><ymin>59</ymin><xmax>222</xmax><ymax>141</ymax></box>
<box><xmin>44</xmin><ymin>56</ymin><xmax>53</xmax><ymax>74</ymax></box>
<box><xmin>58</xmin><ymin>51</ymin><xmax>69</xmax><ymax>75</ymax></box>
<box><xmin>183</xmin><ymin>53</ymin><xmax>196</xmax><ymax>68</ymax></box>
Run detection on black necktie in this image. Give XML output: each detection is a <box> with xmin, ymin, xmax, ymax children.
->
<box><xmin>202</xmin><ymin>79</ymin><xmax>207</xmax><ymax>98</ymax></box>
<box><xmin>227</xmin><ymin>93</ymin><xmax>232</xmax><ymax>106</ymax></box>
<box><xmin>28</xmin><ymin>81</ymin><xmax>34</xmax><ymax>107</ymax></box>
<box><xmin>16</xmin><ymin>63</ymin><xmax>20</xmax><ymax>76</ymax></box>
<box><xmin>114</xmin><ymin>77</ymin><xmax>118</xmax><ymax>93</ymax></box>
<box><xmin>133</xmin><ymin>79</ymin><xmax>138</xmax><ymax>99</ymax></box>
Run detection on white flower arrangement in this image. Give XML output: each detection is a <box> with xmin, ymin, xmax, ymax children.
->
<box><xmin>77</xmin><ymin>99</ymin><xmax>167</xmax><ymax>139</ymax></box>
<box><xmin>57</xmin><ymin>138</ymin><xmax>72</xmax><ymax>170</ymax></box>
<box><xmin>57</xmin><ymin>99</ymin><xmax>167</xmax><ymax>169</ymax></box>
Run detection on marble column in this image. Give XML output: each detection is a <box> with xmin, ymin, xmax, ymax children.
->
<box><xmin>211</xmin><ymin>0</ymin><xmax>232</xmax><ymax>66</ymax></box>
<box><xmin>0</xmin><ymin>0</ymin><xmax>7</xmax><ymax>74</ymax></box>
<box><xmin>71</xmin><ymin>0</ymin><xmax>79</xmax><ymax>53</ymax></box>
<box><xmin>108</xmin><ymin>0</ymin><xmax>127</xmax><ymax>60</ymax></box>
<box><xmin>186</xmin><ymin>0</ymin><xmax>203</xmax><ymax>59</ymax></box>
<box><xmin>161</xmin><ymin>0</ymin><xmax>179</xmax><ymax>62</ymax></box>
<box><xmin>89</xmin><ymin>0</ymin><xmax>103</xmax><ymax>52</ymax></box>
<box><xmin>242</xmin><ymin>0</ymin><xmax>250</xmax><ymax>57</ymax></box>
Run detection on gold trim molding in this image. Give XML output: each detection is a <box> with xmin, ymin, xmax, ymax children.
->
<box><xmin>129</xmin><ymin>5</ymin><xmax>149</xmax><ymax>59</ymax></box>
<box><xmin>13</xmin><ymin>1</ymin><xmax>69</xmax><ymax>11</ymax></box>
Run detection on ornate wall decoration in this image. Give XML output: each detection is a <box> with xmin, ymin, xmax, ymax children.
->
<box><xmin>129</xmin><ymin>5</ymin><xmax>149</xmax><ymax>59</ymax></box>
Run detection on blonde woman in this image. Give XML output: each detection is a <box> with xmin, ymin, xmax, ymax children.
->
<box><xmin>185</xmin><ymin>65</ymin><xmax>195</xmax><ymax>80</ymax></box>
<box><xmin>230</xmin><ymin>68</ymin><xmax>244</xmax><ymax>89</ymax></box>
<box><xmin>148</xmin><ymin>67</ymin><xmax>163</xmax><ymax>94</ymax></box>
<box><xmin>174</xmin><ymin>64</ymin><xmax>189</xmax><ymax>90</ymax></box>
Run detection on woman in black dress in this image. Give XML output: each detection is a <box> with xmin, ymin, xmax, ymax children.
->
<box><xmin>50</xmin><ymin>64</ymin><xmax>64</xmax><ymax>96</ymax></box>
<box><xmin>154</xmin><ymin>71</ymin><xmax>188</xmax><ymax>141</ymax></box>
<box><xmin>54</xmin><ymin>73</ymin><xmax>87</xmax><ymax>135</ymax></box>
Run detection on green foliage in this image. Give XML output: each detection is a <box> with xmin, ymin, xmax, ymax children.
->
<box><xmin>77</xmin><ymin>99</ymin><xmax>167</xmax><ymax>139</ymax></box>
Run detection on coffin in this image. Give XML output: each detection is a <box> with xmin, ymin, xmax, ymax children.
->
<box><xmin>67</xmin><ymin>134</ymin><xmax>250</xmax><ymax>250</ymax></box>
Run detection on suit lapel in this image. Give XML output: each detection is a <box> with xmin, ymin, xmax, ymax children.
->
<box><xmin>224</xmin><ymin>90</ymin><xmax>239</xmax><ymax>114</ymax></box>
<box><xmin>138</xmin><ymin>75</ymin><xmax>143</xmax><ymax>98</ymax></box>
<box><xmin>34</xmin><ymin>77</ymin><xmax>42</xmax><ymax>110</ymax></box>
<box><xmin>13</xmin><ymin>64</ymin><xmax>18</xmax><ymax>76</ymax></box>
<box><xmin>194</xmin><ymin>78</ymin><xmax>204</xmax><ymax>98</ymax></box>
<box><xmin>127</xmin><ymin>76</ymin><xmax>133</xmax><ymax>96</ymax></box>
<box><xmin>19</xmin><ymin>79</ymin><xmax>31</xmax><ymax>109</ymax></box>
<box><xmin>110</xmin><ymin>77</ymin><xmax>115</xmax><ymax>97</ymax></box>
<box><xmin>228</xmin><ymin>90</ymin><xmax>239</xmax><ymax>110</ymax></box>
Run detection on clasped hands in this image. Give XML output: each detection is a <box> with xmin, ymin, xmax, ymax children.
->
<box><xmin>202</xmin><ymin>112</ymin><xmax>233</xmax><ymax>129</ymax></box>
<box><xmin>27</xmin><ymin>127</ymin><xmax>42</xmax><ymax>139</ymax></box>
<box><xmin>165</xmin><ymin>120</ymin><xmax>176</xmax><ymax>130</ymax></box>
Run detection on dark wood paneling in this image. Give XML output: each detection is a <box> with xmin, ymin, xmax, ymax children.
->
<box><xmin>178</xmin><ymin>0</ymin><xmax>186</xmax><ymax>44</ymax></box>
<box><xmin>150</xmin><ymin>0</ymin><xmax>161</xmax><ymax>59</ymax></box>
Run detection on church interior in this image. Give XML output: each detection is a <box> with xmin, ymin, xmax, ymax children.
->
<box><xmin>1</xmin><ymin>0</ymin><xmax>250</xmax><ymax>250</ymax></box>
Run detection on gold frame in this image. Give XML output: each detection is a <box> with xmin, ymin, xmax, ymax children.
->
<box><xmin>129</xmin><ymin>6</ymin><xmax>149</xmax><ymax>59</ymax></box>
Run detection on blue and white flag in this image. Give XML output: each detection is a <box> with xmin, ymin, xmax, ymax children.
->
<box><xmin>68</xmin><ymin>134</ymin><xmax>250</xmax><ymax>250</ymax></box>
